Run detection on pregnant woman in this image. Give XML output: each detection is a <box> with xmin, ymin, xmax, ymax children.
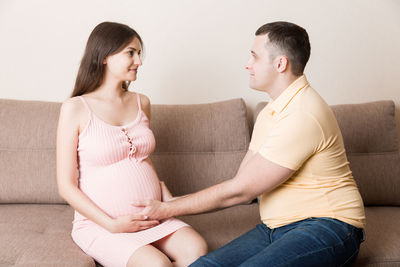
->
<box><xmin>56</xmin><ymin>22</ymin><xmax>207</xmax><ymax>267</ymax></box>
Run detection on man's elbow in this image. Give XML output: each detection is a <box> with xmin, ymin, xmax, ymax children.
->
<box><xmin>238</xmin><ymin>192</ymin><xmax>257</xmax><ymax>205</ymax></box>
<box><xmin>225</xmin><ymin>185</ymin><xmax>256</xmax><ymax>207</ymax></box>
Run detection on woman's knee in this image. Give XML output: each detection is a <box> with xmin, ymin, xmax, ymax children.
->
<box><xmin>127</xmin><ymin>255</ymin><xmax>172</xmax><ymax>267</ymax></box>
<box><xmin>172</xmin><ymin>228</ymin><xmax>208</xmax><ymax>265</ymax></box>
<box><xmin>181</xmin><ymin>229</ymin><xmax>208</xmax><ymax>259</ymax></box>
<box><xmin>126</xmin><ymin>245</ymin><xmax>173</xmax><ymax>267</ymax></box>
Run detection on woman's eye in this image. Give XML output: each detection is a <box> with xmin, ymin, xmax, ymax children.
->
<box><xmin>128</xmin><ymin>51</ymin><xmax>134</xmax><ymax>56</ymax></box>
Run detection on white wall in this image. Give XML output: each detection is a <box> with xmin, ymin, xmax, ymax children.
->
<box><xmin>1</xmin><ymin>0</ymin><xmax>400</xmax><ymax>130</ymax></box>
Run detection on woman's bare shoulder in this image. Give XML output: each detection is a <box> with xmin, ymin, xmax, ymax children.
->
<box><xmin>135</xmin><ymin>92</ymin><xmax>150</xmax><ymax>106</ymax></box>
<box><xmin>132</xmin><ymin>91</ymin><xmax>151</xmax><ymax>119</ymax></box>
<box><xmin>59</xmin><ymin>96</ymin><xmax>87</xmax><ymax>123</ymax></box>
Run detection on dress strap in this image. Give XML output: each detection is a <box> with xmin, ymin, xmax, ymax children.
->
<box><xmin>78</xmin><ymin>96</ymin><xmax>92</xmax><ymax>115</ymax></box>
<box><xmin>136</xmin><ymin>93</ymin><xmax>142</xmax><ymax>112</ymax></box>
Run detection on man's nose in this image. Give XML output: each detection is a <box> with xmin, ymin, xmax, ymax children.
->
<box><xmin>245</xmin><ymin>62</ymin><xmax>251</xmax><ymax>70</ymax></box>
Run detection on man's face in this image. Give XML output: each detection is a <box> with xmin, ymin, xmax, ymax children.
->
<box><xmin>245</xmin><ymin>35</ymin><xmax>278</xmax><ymax>92</ymax></box>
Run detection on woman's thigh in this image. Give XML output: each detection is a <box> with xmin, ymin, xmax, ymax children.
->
<box><xmin>73</xmin><ymin>225</ymin><xmax>171</xmax><ymax>267</ymax></box>
<box><xmin>152</xmin><ymin>226</ymin><xmax>208</xmax><ymax>266</ymax></box>
<box><xmin>239</xmin><ymin>218</ymin><xmax>363</xmax><ymax>267</ymax></box>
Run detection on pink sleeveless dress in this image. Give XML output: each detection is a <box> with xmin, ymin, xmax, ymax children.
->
<box><xmin>71</xmin><ymin>93</ymin><xmax>188</xmax><ymax>267</ymax></box>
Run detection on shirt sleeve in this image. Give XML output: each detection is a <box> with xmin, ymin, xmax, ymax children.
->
<box><xmin>258</xmin><ymin>111</ymin><xmax>323</xmax><ymax>171</ymax></box>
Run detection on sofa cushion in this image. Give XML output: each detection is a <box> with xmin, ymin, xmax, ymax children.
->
<box><xmin>331</xmin><ymin>101</ymin><xmax>398</xmax><ymax>153</ymax></box>
<box><xmin>255</xmin><ymin>100</ymin><xmax>400</xmax><ymax>206</ymax></box>
<box><xmin>332</xmin><ymin>101</ymin><xmax>400</xmax><ymax>206</ymax></box>
<box><xmin>150</xmin><ymin>98</ymin><xmax>250</xmax><ymax>195</ymax></box>
<box><xmin>0</xmin><ymin>99</ymin><xmax>65</xmax><ymax>204</ymax></box>
<box><xmin>0</xmin><ymin>204</ymin><xmax>94</xmax><ymax>266</ymax></box>
<box><xmin>355</xmin><ymin>207</ymin><xmax>400</xmax><ymax>266</ymax></box>
<box><xmin>179</xmin><ymin>204</ymin><xmax>261</xmax><ymax>251</ymax></box>
<box><xmin>347</xmin><ymin>153</ymin><xmax>400</xmax><ymax>206</ymax></box>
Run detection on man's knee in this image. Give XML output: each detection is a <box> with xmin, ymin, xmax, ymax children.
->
<box><xmin>189</xmin><ymin>255</ymin><xmax>221</xmax><ymax>267</ymax></box>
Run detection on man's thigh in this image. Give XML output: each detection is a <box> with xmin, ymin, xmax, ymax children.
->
<box><xmin>239</xmin><ymin>218</ymin><xmax>363</xmax><ymax>267</ymax></box>
<box><xmin>190</xmin><ymin>224</ymin><xmax>272</xmax><ymax>267</ymax></box>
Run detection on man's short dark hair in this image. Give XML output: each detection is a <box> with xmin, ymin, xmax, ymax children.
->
<box><xmin>256</xmin><ymin>21</ymin><xmax>311</xmax><ymax>76</ymax></box>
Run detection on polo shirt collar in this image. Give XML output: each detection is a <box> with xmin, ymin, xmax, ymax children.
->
<box><xmin>267</xmin><ymin>75</ymin><xmax>309</xmax><ymax>115</ymax></box>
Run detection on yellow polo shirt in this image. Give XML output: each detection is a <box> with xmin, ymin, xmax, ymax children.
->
<box><xmin>249</xmin><ymin>75</ymin><xmax>366</xmax><ymax>229</ymax></box>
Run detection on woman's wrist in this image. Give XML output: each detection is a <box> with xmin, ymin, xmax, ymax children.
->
<box><xmin>104</xmin><ymin>217</ymin><xmax>117</xmax><ymax>233</ymax></box>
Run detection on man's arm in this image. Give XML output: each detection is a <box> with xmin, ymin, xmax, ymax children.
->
<box><xmin>132</xmin><ymin>151</ymin><xmax>294</xmax><ymax>220</ymax></box>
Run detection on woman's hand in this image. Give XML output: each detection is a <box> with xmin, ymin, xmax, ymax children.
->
<box><xmin>107</xmin><ymin>214</ymin><xmax>160</xmax><ymax>233</ymax></box>
<box><xmin>131</xmin><ymin>199</ymin><xmax>170</xmax><ymax>221</ymax></box>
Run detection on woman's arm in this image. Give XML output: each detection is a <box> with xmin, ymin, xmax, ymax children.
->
<box><xmin>56</xmin><ymin>98</ymin><xmax>158</xmax><ymax>233</ymax></box>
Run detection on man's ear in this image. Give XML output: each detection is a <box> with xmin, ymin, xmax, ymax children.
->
<box><xmin>276</xmin><ymin>56</ymin><xmax>289</xmax><ymax>73</ymax></box>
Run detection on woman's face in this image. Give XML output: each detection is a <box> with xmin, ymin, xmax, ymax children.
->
<box><xmin>103</xmin><ymin>37</ymin><xmax>142</xmax><ymax>83</ymax></box>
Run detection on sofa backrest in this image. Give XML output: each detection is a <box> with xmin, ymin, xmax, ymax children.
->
<box><xmin>149</xmin><ymin>98</ymin><xmax>250</xmax><ymax>196</ymax></box>
<box><xmin>0</xmin><ymin>98</ymin><xmax>250</xmax><ymax>204</ymax></box>
<box><xmin>0</xmin><ymin>99</ymin><xmax>64</xmax><ymax>204</ymax></box>
<box><xmin>255</xmin><ymin>100</ymin><xmax>400</xmax><ymax>206</ymax></box>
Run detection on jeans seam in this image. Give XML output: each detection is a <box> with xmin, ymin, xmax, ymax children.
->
<box><xmin>339</xmin><ymin>247</ymin><xmax>360</xmax><ymax>267</ymax></box>
<box><xmin>257</xmin><ymin>224</ymin><xmax>272</xmax><ymax>246</ymax></box>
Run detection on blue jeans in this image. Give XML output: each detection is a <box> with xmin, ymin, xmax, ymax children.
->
<box><xmin>190</xmin><ymin>217</ymin><xmax>365</xmax><ymax>267</ymax></box>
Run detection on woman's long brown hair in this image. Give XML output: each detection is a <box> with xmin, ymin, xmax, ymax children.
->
<box><xmin>71</xmin><ymin>22</ymin><xmax>143</xmax><ymax>97</ymax></box>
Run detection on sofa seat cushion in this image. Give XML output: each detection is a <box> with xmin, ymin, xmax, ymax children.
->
<box><xmin>356</xmin><ymin>207</ymin><xmax>400</xmax><ymax>266</ymax></box>
<box><xmin>178</xmin><ymin>203</ymin><xmax>261</xmax><ymax>251</ymax></box>
<box><xmin>0</xmin><ymin>204</ymin><xmax>94</xmax><ymax>266</ymax></box>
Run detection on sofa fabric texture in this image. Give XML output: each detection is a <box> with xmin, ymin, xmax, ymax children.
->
<box><xmin>1</xmin><ymin>98</ymin><xmax>399</xmax><ymax>266</ymax></box>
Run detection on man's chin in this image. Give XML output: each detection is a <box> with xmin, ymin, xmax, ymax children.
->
<box><xmin>249</xmin><ymin>84</ymin><xmax>265</xmax><ymax>92</ymax></box>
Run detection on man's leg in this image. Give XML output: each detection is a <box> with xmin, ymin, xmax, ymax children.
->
<box><xmin>189</xmin><ymin>224</ymin><xmax>272</xmax><ymax>267</ymax></box>
<box><xmin>238</xmin><ymin>218</ymin><xmax>364</xmax><ymax>267</ymax></box>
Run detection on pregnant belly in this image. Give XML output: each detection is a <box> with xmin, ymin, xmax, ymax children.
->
<box><xmin>78</xmin><ymin>159</ymin><xmax>161</xmax><ymax>218</ymax></box>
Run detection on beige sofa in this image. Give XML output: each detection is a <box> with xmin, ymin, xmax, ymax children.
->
<box><xmin>0</xmin><ymin>98</ymin><xmax>399</xmax><ymax>266</ymax></box>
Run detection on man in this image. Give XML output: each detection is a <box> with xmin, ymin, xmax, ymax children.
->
<box><xmin>133</xmin><ymin>21</ymin><xmax>366</xmax><ymax>266</ymax></box>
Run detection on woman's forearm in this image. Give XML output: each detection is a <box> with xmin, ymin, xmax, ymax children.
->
<box><xmin>59</xmin><ymin>184</ymin><xmax>114</xmax><ymax>231</ymax></box>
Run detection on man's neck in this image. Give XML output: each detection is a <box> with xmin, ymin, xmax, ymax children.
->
<box><xmin>268</xmin><ymin>75</ymin><xmax>301</xmax><ymax>101</ymax></box>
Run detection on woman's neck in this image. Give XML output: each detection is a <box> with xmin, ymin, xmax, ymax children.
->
<box><xmin>94</xmin><ymin>79</ymin><xmax>127</xmax><ymax>102</ymax></box>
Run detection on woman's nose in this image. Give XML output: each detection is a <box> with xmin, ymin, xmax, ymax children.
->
<box><xmin>134</xmin><ymin>54</ymin><xmax>142</xmax><ymax>66</ymax></box>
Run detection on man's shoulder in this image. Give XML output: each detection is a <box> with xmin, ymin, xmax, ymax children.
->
<box><xmin>291</xmin><ymin>86</ymin><xmax>332</xmax><ymax>119</ymax></box>
<box><xmin>293</xmin><ymin>86</ymin><xmax>341</xmax><ymax>138</ymax></box>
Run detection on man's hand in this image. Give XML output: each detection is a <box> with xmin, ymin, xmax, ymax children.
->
<box><xmin>107</xmin><ymin>214</ymin><xmax>160</xmax><ymax>233</ymax></box>
<box><xmin>131</xmin><ymin>199</ymin><xmax>171</xmax><ymax>221</ymax></box>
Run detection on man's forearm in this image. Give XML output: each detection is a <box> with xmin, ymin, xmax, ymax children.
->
<box><xmin>164</xmin><ymin>178</ymin><xmax>249</xmax><ymax>217</ymax></box>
